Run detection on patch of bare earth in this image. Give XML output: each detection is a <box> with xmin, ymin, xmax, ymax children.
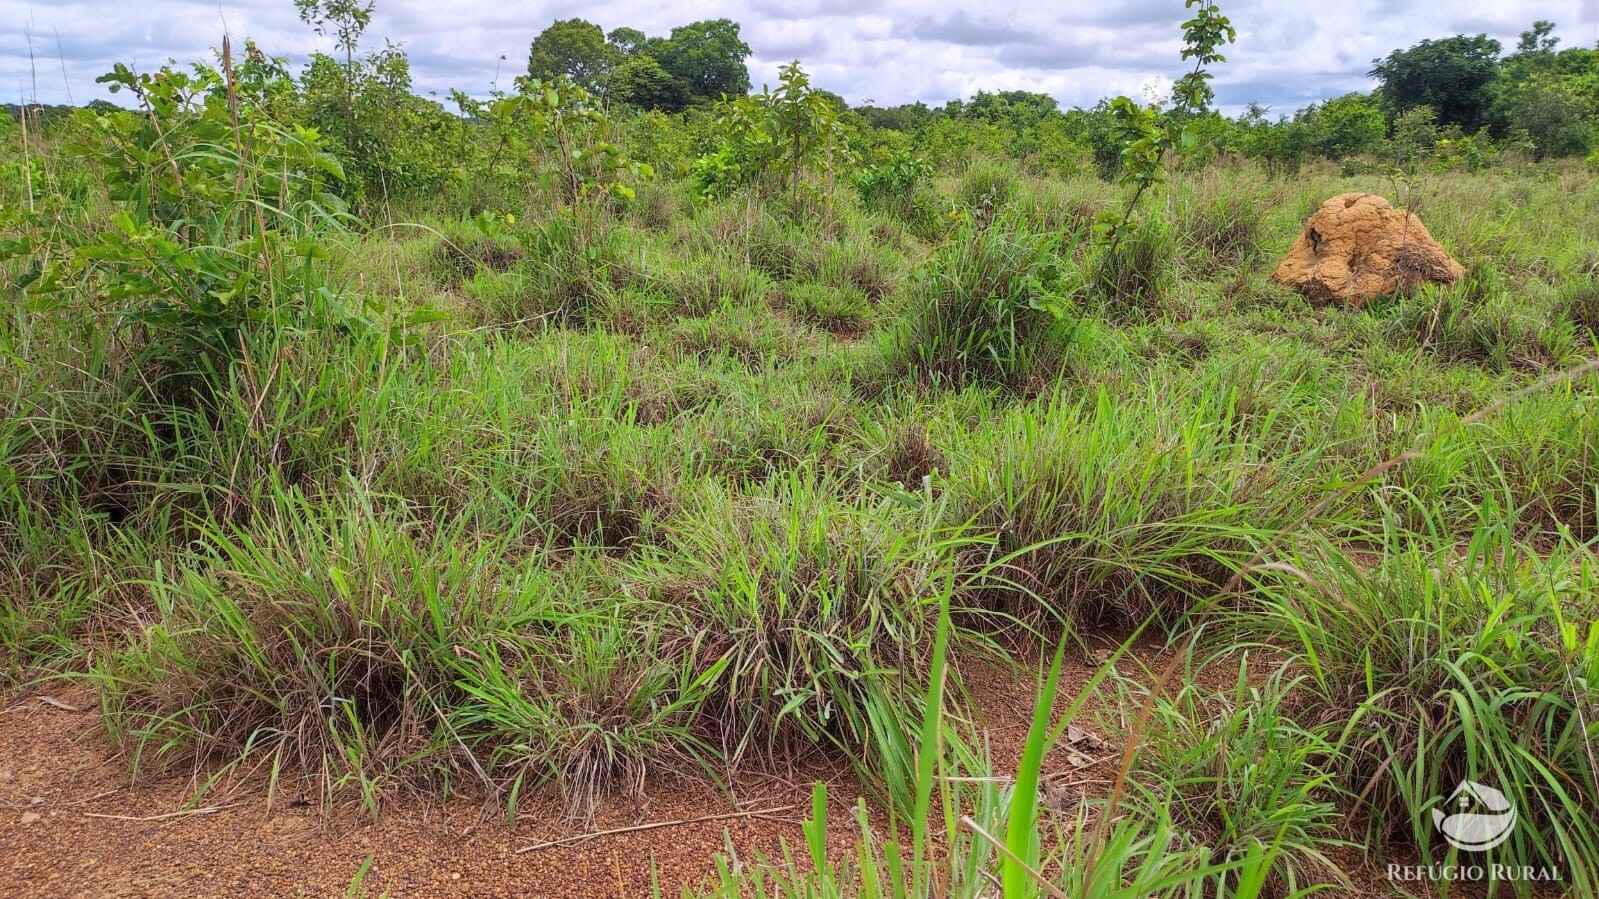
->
<box><xmin>2</xmin><ymin>646</ymin><xmax>1397</xmax><ymax>897</ymax></box>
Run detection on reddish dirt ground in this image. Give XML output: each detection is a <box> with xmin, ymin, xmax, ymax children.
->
<box><xmin>0</xmin><ymin>647</ymin><xmax>1396</xmax><ymax>897</ymax></box>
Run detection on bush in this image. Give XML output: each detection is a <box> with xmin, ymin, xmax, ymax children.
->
<box><xmin>887</xmin><ymin>217</ymin><xmax>1078</xmax><ymax>391</ymax></box>
<box><xmin>854</xmin><ymin>150</ymin><xmax>937</xmax><ymax>231</ymax></box>
<box><xmin>1092</xmin><ymin>216</ymin><xmax>1174</xmax><ymax>317</ymax></box>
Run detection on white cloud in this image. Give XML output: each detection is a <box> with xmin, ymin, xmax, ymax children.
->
<box><xmin>2</xmin><ymin>0</ymin><xmax>1588</xmax><ymax>114</ymax></box>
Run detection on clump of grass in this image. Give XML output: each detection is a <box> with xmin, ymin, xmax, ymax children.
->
<box><xmin>657</xmin><ymin>253</ymin><xmax>770</xmax><ymax>318</ymax></box>
<box><xmin>1179</xmin><ymin>188</ymin><xmax>1262</xmax><ymax>273</ymax></box>
<box><xmin>741</xmin><ymin>213</ymin><xmax>808</xmax><ymax>280</ymax></box>
<box><xmin>627</xmin><ymin>472</ymin><xmax>977</xmax><ymax>770</ymax></box>
<box><xmin>886</xmin><ymin>217</ymin><xmax>1078</xmax><ymax>392</ymax></box>
<box><xmin>680</xmin><ymin>380</ymin><xmax>862</xmax><ymax>486</ymax></box>
<box><xmin>875</xmin><ymin>421</ymin><xmax>946</xmax><ymax>488</ymax></box>
<box><xmin>1556</xmin><ymin>274</ymin><xmax>1599</xmax><ymax>339</ymax></box>
<box><xmin>626</xmin><ymin>180</ymin><xmax>689</xmax><ymax>233</ymax></box>
<box><xmin>92</xmin><ymin>495</ymin><xmax>513</xmax><ymax>810</ymax></box>
<box><xmin>1112</xmin><ymin>655</ymin><xmax>1349</xmax><ymax>895</ymax></box>
<box><xmin>1014</xmin><ymin>176</ymin><xmax>1109</xmax><ymax>238</ymax></box>
<box><xmin>464</xmin><ymin>215</ymin><xmax>617</xmax><ymax>328</ymax></box>
<box><xmin>0</xmin><ymin>510</ymin><xmax>152</xmax><ymax>680</ymax></box>
<box><xmin>804</xmin><ymin>237</ymin><xmax>900</xmax><ymax>301</ymax></box>
<box><xmin>1389</xmin><ymin>286</ymin><xmax>1549</xmax><ymax>370</ymax></box>
<box><xmin>450</xmin><ymin>604</ymin><xmax>720</xmax><ymax>825</ymax></box>
<box><xmin>947</xmin><ymin>381</ymin><xmax>1280</xmax><ymax>630</ymax></box>
<box><xmin>955</xmin><ymin>160</ymin><xmax>1018</xmax><ymax>212</ymax></box>
<box><xmin>428</xmin><ymin>222</ymin><xmax>523</xmax><ymax>285</ymax></box>
<box><xmin>784</xmin><ymin>283</ymin><xmax>872</xmax><ymax>335</ymax></box>
<box><xmin>1393</xmin><ymin>389</ymin><xmax>1599</xmax><ymax>539</ymax></box>
<box><xmin>694</xmin><ymin>626</ymin><xmax>1306</xmax><ymax>898</ymax></box>
<box><xmin>665</xmin><ymin>304</ymin><xmax>811</xmax><ymax>371</ymax></box>
<box><xmin>1092</xmin><ymin>216</ymin><xmax>1174</xmax><ymax>317</ymax></box>
<box><xmin>1236</xmin><ymin>503</ymin><xmax>1599</xmax><ymax>891</ymax></box>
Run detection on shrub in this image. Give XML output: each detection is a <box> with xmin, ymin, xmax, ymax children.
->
<box><xmin>854</xmin><ymin>150</ymin><xmax>937</xmax><ymax>230</ymax></box>
<box><xmin>887</xmin><ymin>217</ymin><xmax>1078</xmax><ymax>391</ymax></box>
<box><xmin>1091</xmin><ymin>216</ymin><xmax>1173</xmax><ymax>317</ymax></box>
<box><xmin>54</xmin><ymin>61</ymin><xmax>349</xmax><ymax>398</ymax></box>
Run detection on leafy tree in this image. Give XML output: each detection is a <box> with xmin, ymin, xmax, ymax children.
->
<box><xmin>1388</xmin><ymin>105</ymin><xmax>1439</xmax><ymax>166</ymax></box>
<box><xmin>606</xmin><ymin>27</ymin><xmax>647</xmax><ymax>57</ymax></box>
<box><xmin>609</xmin><ymin>54</ymin><xmax>687</xmax><ymax>111</ymax></box>
<box><xmin>526</xmin><ymin>18</ymin><xmax>615</xmax><ymax>94</ymax></box>
<box><xmin>950</xmin><ymin>90</ymin><xmax>1060</xmax><ymax>129</ymax></box>
<box><xmin>296</xmin><ymin>2</ymin><xmax>460</xmax><ymax>202</ymax></box>
<box><xmin>1239</xmin><ymin>105</ymin><xmax>1310</xmax><ymax>174</ymax></box>
<box><xmin>1300</xmin><ymin>93</ymin><xmax>1386</xmax><ymax>158</ymax></box>
<box><xmin>690</xmin><ymin>62</ymin><xmax>849</xmax><ymax>198</ymax></box>
<box><xmin>1499</xmin><ymin>72</ymin><xmax>1592</xmax><ymax>159</ymax></box>
<box><xmin>657</xmin><ymin>19</ymin><xmax>751</xmax><ymax>103</ymax></box>
<box><xmin>73</xmin><ymin>56</ymin><xmax>349</xmax><ymax>384</ymax></box>
<box><xmin>1369</xmin><ymin>34</ymin><xmax>1501</xmax><ymax>133</ymax></box>
<box><xmin>1516</xmin><ymin>20</ymin><xmax>1559</xmax><ymax>55</ymax></box>
<box><xmin>1104</xmin><ymin>0</ymin><xmax>1236</xmax><ymax>236</ymax></box>
<box><xmin>295</xmin><ymin>0</ymin><xmax>374</xmax><ymax>153</ymax></box>
<box><xmin>854</xmin><ymin>102</ymin><xmax>932</xmax><ymax>132</ymax></box>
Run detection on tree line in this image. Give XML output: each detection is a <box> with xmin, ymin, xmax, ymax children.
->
<box><xmin>16</xmin><ymin>5</ymin><xmax>1594</xmax><ymax>208</ymax></box>
<box><xmin>523</xmin><ymin>15</ymin><xmax>1598</xmax><ymax>168</ymax></box>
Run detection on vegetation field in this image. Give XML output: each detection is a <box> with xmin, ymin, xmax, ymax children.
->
<box><xmin>3</xmin><ymin>3</ymin><xmax>1598</xmax><ymax>897</ymax></box>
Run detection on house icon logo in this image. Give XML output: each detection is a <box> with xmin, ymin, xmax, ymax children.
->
<box><xmin>1432</xmin><ymin>781</ymin><xmax>1517</xmax><ymax>852</ymax></box>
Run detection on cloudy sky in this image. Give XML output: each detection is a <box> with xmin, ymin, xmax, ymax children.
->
<box><xmin>4</xmin><ymin>1</ymin><xmax>1598</xmax><ymax>116</ymax></box>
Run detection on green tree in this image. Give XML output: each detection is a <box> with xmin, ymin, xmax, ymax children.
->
<box><xmin>952</xmin><ymin>90</ymin><xmax>1059</xmax><ymax>129</ymax></box>
<box><xmin>855</xmin><ymin>102</ymin><xmax>932</xmax><ymax>131</ymax></box>
<box><xmin>1239</xmin><ymin>105</ymin><xmax>1310</xmax><ymax>174</ymax></box>
<box><xmin>657</xmin><ymin>19</ymin><xmax>751</xmax><ymax>103</ymax></box>
<box><xmin>690</xmin><ymin>62</ymin><xmax>850</xmax><ymax>198</ymax></box>
<box><xmin>1388</xmin><ymin>104</ymin><xmax>1439</xmax><ymax>166</ymax></box>
<box><xmin>1300</xmin><ymin>93</ymin><xmax>1386</xmax><ymax>158</ymax></box>
<box><xmin>526</xmin><ymin>18</ymin><xmax>615</xmax><ymax>94</ymax></box>
<box><xmin>609</xmin><ymin>54</ymin><xmax>687</xmax><ymax>111</ymax></box>
<box><xmin>295</xmin><ymin>3</ymin><xmax>460</xmax><ymax>203</ymax></box>
<box><xmin>1499</xmin><ymin>72</ymin><xmax>1592</xmax><ymax>158</ymax></box>
<box><xmin>1516</xmin><ymin>20</ymin><xmax>1559</xmax><ymax>54</ymax></box>
<box><xmin>294</xmin><ymin>0</ymin><xmax>374</xmax><ymax>153</ymax></box>
<box><xmin>1369</xmin><ymin>34</ymin><xmax>1502</xmax><ymax>133</ymax></box>
<box><xmin>606</xmin><ymin>27</ymin><xmax>647</xmax><ymax>57</ymax></box>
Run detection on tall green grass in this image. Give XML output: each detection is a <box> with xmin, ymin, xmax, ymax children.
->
<box><xmin>1234</xmin><ymin>500</ymin><xmax>1599</xmax><ymax>894</ymax></box>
